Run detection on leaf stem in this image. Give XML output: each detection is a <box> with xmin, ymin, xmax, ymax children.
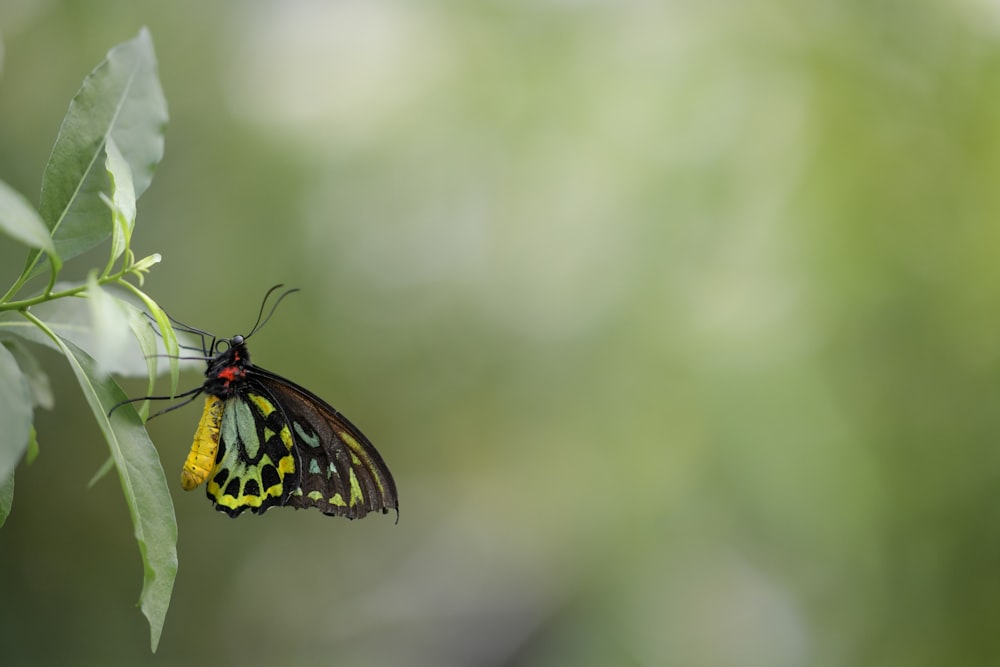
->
<box><xmin>0</xmin><ymin>268</ymin><xmax>31</xmax><ymax>304</ymax></box>
<box><xmin>0</xmin><ymin>268</ymin><xmax>129</xmax><ymax>312</ymax></box>
<box><xmin>19</xmin><ymin>308</ymin><xmax>57</xmax><ymax>345</ymax></box>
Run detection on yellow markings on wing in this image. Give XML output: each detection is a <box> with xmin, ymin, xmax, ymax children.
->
<box><xmin>181</xmin><ymin>395</ymin><xmax>224</xmax><ymax>491</ymax></box>
<box><xmin>340</xmin><ymin>428</ymin><xmax>388</xmax><ymax>499</ymax></box>
<box><xmin>348</xmin><ymin>466</ymin><xmax>364</xmax><ymax>506</ymax></box>
<box><xmin>248</xmin><ymin>393</ymin><xmax>275</xmax><ymax>417</ymax></box>
<box><xmin>278</xmin><ymin>423</ymin><xmax>294</xmax><ymax>451</ymax></box>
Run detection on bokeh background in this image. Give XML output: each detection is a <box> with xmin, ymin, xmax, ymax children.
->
<box><xmin>2</xmin><ymin>1</ymin><xmax>1000</xmax><ymax>665</ymax></box>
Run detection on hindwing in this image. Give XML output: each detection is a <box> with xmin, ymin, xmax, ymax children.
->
<box><xmin>204</xmin><ymin>391</ymin><xmax>297</xmax><ymax>517</ymax></box>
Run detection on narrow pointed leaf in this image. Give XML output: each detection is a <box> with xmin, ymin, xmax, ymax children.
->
<box><xmin>121</xmin><ymin>284</ymin><xmax>181</xmax><ymax>397</ymax></box>
<box><xmin>26</xmin><ymin>427</ymin><xmax>39</xmax><ymax>464</ymax></box>
<box><xmin>126</xmin><ymin>300</ymin><xmax>160</xmax><ymax>420</ymax></box>
<box><xmin>104</xmin><ymin>136</ymin><xmax>136</xmax><ymax>262</ymax></box>
<box><xmin>45</xmin><ymin>333</ymin><xmax>176</xmax><ymax>652</ymax></box>
<box><xmin>88</xmin><ymin>454</ymin><xmax>116</xmax><ymax>489</ymax></box>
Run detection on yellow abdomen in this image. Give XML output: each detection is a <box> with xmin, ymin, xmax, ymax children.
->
<box><xmin>181</xmin><ymin>395</ymin><xmax>224</xmax><ymax>490</ymax></box>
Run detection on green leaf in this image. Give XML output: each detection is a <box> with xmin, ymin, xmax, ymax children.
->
<box><xmin>120</xmin><ymin>283</ymin><xmax>182</xmax><ymax>398</ymax></box>
<box><xmin>126</xmin><ymin>299</ymin><xmax>160</xmax><ymax>420</ymax></box>
<box><xmin>87</xmin><ymin>273</ymin><xmax>132</xmax><ymax>377</ymax></box>
<box><xmin>129</xmin><ymin>252</ymin><xmax>161</xmax><ymax>286</ymax></box>
<box><xmin>26</xmin><ymin>27</ymin><xmax>167</xmax><ymax>279</ymax></box>
<box><xmin>3</xmin><ymin>339</ymin><xmax>54</xmax><ymax>409</ymax></box>
<box><xmin>38</xmin><ymin>328</ymin><xmax>176</xmax><ymax>652</ymax></box>
<box><xmin>0</xmin><ymin>178</ymin><xmax>58</xmax><ymax>259</ymax></box>
<box><xmin>26</xmin><ymin>426</ymin><xmax>39</xmax><ymax>464</ymax></box>
<box><xmin>0</xmin><ymin>342</ymin><xmax>33</xmax><ymax>483</ymax></box>
<box><xmin>88</xmin><ymin>454</ymin><xmax>116</xmax><ymax>489</ymax></box>
<box><xmin>103</xmin><ymin>136</ymin><xmax>136</xmax><ymax>262</ymax></box>
<box><xmin>0</xmin><ymin>469</ymin><xmax>13</xmax><ymax>528</ymax></box>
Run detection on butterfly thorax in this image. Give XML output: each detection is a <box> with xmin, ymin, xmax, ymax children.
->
<box><xmin>203</xmin><ymin>335</ymin><xmax>251</xmax><ymax>398</ymax></box>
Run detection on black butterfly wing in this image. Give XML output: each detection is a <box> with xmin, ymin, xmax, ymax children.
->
<box><xmin>246</xmin><ymin>367</ymin><xmax>398</xmax><ymax>519</ymax></box>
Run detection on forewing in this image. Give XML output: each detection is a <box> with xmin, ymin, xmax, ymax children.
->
<box><xmin>250</xmin><ymin>369</ymin><xmax>397</xmax><ymax>519</ymax></box>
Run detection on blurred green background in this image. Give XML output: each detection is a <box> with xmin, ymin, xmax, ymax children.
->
<box><xmin>3</xmin><ymin>1</ymin><xmax>1000</xmax><ymax>665</ymax></box>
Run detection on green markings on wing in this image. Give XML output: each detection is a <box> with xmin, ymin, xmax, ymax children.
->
<box><xmin>288</xmin><ymin>425</ymin><xmax>363</xmax><ymax>512</ymax></box>
<box><xmin>284</xmin><ymin>408</ymin><xmax>371</xmax><ymax>513</ymax></box>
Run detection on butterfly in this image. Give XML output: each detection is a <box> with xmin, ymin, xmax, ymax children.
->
<box><xmin>122</xmin><ymin>286</ymin><xmax>397</xmax><ymax>519</ymax></box>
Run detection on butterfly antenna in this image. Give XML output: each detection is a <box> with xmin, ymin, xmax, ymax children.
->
<box><xmin>246</xmin><ymin>284</ymin><xmax>301</xmax><ymax>339</ymax></box>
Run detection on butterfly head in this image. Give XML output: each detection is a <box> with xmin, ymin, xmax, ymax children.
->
<box><xmin>204</xmin><ymin>335</ymin><xmax>252</xmax><ymax>398</ymax></box>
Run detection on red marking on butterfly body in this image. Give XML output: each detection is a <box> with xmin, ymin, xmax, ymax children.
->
<box><xmin>216</xmin><ymin>366</ymin><xmax>244</xmax><ymax>388</ymax></box>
